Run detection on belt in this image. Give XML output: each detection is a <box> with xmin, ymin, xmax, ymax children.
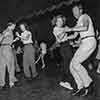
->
<box><xmin>60</xmin><ymin>41</ymin><xmax>69</xmax><ymax>45</ymax></box>
<box><xmin>24</xmin><ymin>43</ymin><xmax>32</xmax><ymax>46</ymax></box>
<box><xmin>1</xmin><ymin>44</ymin><xmax>11</xmax><ymax>46</ymax></box>
<box><xmin>81</xmin><ymin>35</ymin><xmax>95</xmax><ymax>40</ymax></box>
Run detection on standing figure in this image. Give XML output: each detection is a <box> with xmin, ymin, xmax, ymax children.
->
<box><xmin>16</xmin><ymin>23</ymin><xmax>38</xmax><ymax>79</ymax></box>
<box><xmin>35</xmin><ymin>42</ymin><xmax>47</xmax><ymax>69</ymax></box>
<box><xmin>0</xmin><ymin>22</ymin><xmax>18</xmax><ymax>88</ymax></box>
<box><xmin>52</xmin><ymin>15</ymin><xmax>74</xmax><ymax>90</ymax></box>
<box><xmin>67</xmin><ymin>3</ymin><xmax>97</xmax><ymax>96</ymax></box>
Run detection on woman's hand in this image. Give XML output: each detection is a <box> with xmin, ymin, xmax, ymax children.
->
<box><xmin>16</xmin><ymin>32</ymin><xmax>20</xmax><ymax>37</ymax></box>
<box><xmin>65</xmin><ymin>27</ymin><xmax>72</xmax><ymax>32</ymax></box>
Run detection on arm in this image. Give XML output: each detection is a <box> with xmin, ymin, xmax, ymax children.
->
<box><xmin>16</xmin><ymin>32</ymin><xmax>31</xmax><ymax>41</ymax></box>
<box><xmin>12</xmin><ymin>37</ymin><xmax>19</xmax><ymax>43</ymax></box>
<box><xmin>16</xmin><ymin>32</ymin><xmax>22</xmax><ymax>38</ymax></box>
<box><xmin>67</xmin><ymin>32</ymin><xmax>79</xmax><ymax>40</ymax></box>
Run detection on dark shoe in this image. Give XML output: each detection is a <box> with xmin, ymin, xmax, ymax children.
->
<box><xmin>32</xmin><ymin>74</ymin><xmax>40</xmax><ymax>80</ymax></box>
<box><xmin>70</xmin><ymin>89</ymin><xmax>79</xmax><ymax>96</ymax></box>
<box><xmin>83</xmin><ymin>82</ymin><xmax>95</xmax><ymax>96</ymax></box>
<box><xmin>76</xmin><ymin>88</ymin><xmax>88</xmax><ymax>96</ymax></box>
<box><xmin>0</xmin><ymin>85</ymin><xmax>7</xmax><ymax>90</ymax></box>
<box><xmin>24</xmin><ymin>76</ymin><xmax>32</xmax><ymax>80</ymax></box>
<box><xmin>71</xmin><ymin>88</ymin><xmax>85</xmax><ymax>96</ymax></box>
<box><xmin>14</xmin><ymin>81</ymin><xmax>22</xmax><ymax>87</ymax></box>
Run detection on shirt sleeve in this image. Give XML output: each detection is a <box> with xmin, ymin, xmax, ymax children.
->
<box><xmin>53</xmin><ymin>27</ymin><xmax>61</xmax><ymax>43</ymax></box>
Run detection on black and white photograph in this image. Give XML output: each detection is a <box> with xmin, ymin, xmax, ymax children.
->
<box><xmin>0</xmin><ymin>0</ymin><xmax>99</xmax><ymax>100</ymax></box>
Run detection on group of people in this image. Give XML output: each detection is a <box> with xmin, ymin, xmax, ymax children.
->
<box><xmin>0</xmin><ymin>22</ymin><xmax>43</xmax><ymax>88</ymax></box>
<box><xmin>0</xmin><ymin>1</ymin><xmax>99</xmax><ymax>97</ymax></box>
<box><xmin>52</xmin><ymin>2</ymin><xmax>99</xmax><ymax>96</ymax></box>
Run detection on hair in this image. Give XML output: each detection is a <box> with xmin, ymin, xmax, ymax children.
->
<box><xmin>51</xmin><ymin>15</ymin><xmax>66</xmax><ymax>26</ymax></box>
<box><xmin>19</xmin><ymin>22</ymin><xmax>30</xmax><ymax>31</ymax></box>
<box><xmin>71</xmin><ymin>2</ymin><xmax>83</xmax><ymax>10</ymax></box>
<box><xmin>7</xmin><ymin>19</ymin><xmax>16</xmax><ymax>27</ymax></box>
<box><xmin>40</xmin><ymin>42</ymin><xmax>47</xmax><ymax>48</ymax></box>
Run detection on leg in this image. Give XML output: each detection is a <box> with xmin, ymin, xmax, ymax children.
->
<box><xmin>41</xmin><ymin>55</ymin><xmax>45</xmax><ymax>69</ymax></box>
<box><xmin>23</xmin><ymin>46</ymin><xmax>32</xmax><ymax>78</ymax></box>
<box><xmin>13</xmin><ymin>49</ymin><xmax>20</xmax><ymax>72</ymax></box>
<box><xmin>30</xmin><ymin>62</ymin><xmax>38</xmax><ymax>78</ymax></box>
<box><xmin>0</xmin><ymin>63</ymin><xmax>6</xmax><ymax>87</ymax></box>
<box><xmin>8</xmin><ymin>54</ymin><xmax>18</xmax><ymax>87</ymax></box>
<box><xmin>23</xmin><ymin>56</ymin><xmax>31</xmax><ymax>78</ymax></box>
<box><xmin>30</xmin><ymin>48</ymin><xmax>38</xmax><ymax>78</ymax></box>
<box><xmin>70</xmin><ymin>59</ymin><xmax>83</xmax><ymax>90</ymax></box>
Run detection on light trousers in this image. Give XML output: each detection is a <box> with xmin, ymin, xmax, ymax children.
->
<box><xmin>0</xmin><ymin>45</ymin><xmax>17</xmax><ymax>86</ymax></box>
<box><xmin>23</xmin><ymin>44</ymin><xmax>38</xmax><ymax>78</ymax></box>
<box><xmin>70</xmin><ymin>37</ymin><xmax>96</xmax><ymax>89</ymax></box>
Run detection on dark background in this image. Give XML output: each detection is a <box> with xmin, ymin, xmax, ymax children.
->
<box><xmin>0</xmin><ymin>0</ymin><xmax>99</xmax><ymax>44</ymax></box>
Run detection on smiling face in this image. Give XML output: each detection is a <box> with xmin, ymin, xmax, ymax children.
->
<box><xmin>72</xmin><ymin>5</ymin><xmax>83</xmax><ymax>19</ymax></box>
<box><xmin>56</xmin><ymin>17</ymin><xmax>64</xmax><ymax>27</ymax></box>
<box><xmin>20</xmin><ymin>24</ymin><xmax>26</xmax><ymax>32</ymax></box>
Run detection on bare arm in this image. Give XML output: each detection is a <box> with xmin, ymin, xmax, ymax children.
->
<box><xmin>12</xmin><ymin>37</ymin><xmax>19</xmax><ymax>43</ymax></box>
<box><xmin>67</xmin><ymin>32</ymin><xmax>79</xmax><ymax>40</ymax></box>
<box><xmin>16</xmin><ymin>32</ymin><xmax>31</xmax><ymax>41</ymax></box>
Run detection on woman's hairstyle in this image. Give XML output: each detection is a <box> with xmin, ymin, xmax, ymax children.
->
<box><xmin>51</xmin><ymin>15</ymin><xmax>66</xmax><ymax>26</ymax></box>
<box><xmin>19</xmin><ymin>22</ymin><xmax>30</xmax><ymax>31</ymax></box>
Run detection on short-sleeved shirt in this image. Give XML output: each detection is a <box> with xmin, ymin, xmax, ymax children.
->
<box><xmin>2</xmin><ymin>29</ymin><xmax>13</xmax><ymax>45</ymax></box>
<box><xmin>21</xmin><ymin>30</ymin><xmax>33</xmax><ymax>44</ymax></box>
<box><xmin>53</xmin><ymin>26</ymin><xmax>68</xmax><ymax>43</ymax></box>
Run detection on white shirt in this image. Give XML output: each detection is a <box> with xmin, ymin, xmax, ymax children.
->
<box><xmin>21</xmin><ymin>30</ymin><xmax>33</xmax><ymax>44</ymax></box>
<box><xmin>53</xmin><ymin>26</ymin><xmax>68</xmax><ymax>43</ymax></box>
<box><xmin>77</xmin><ymin>14</ymin><xmax>95</xmax><ymax>38</ymax></box>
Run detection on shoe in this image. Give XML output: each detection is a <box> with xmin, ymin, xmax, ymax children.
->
<box><xmin>0</xmin><ymin>85</ymin><xmax>6</xmax><ymax>90</ymax></box>
<box><xmin>9</xmin><ymin>82</ymin><xmax>14</xmax><ymax>88</ymax></box>
<box><xmin>97</xmin><ymin>68</ymin><xmax>100</xmax><ymax>74</ymax></box>
<box><xmin>32</xmin><ymin>74</ymin><xmax>40</xmax><ymax>80</ymax></box>
<box><xmin>75</xmin><ymin>88</ymin><xmax>88</xmax><ymax>96</ymax></box>
<box><xmin>24</xmin><ymin>76</ymin><xmax>32</xmax><ymax>80</ymax></box>
<box><xmin>14</xmin><ymin>81</ymin><xmax>22</xmax><ymax>87</ymax></box>
<box><xmin>71</xmin><ymin>87</ymin><xmax>85</xmax><ymax>96</ymax></box>
<box><xmin>59</xmin><ymin>81</ymin><xmax>73</xmax><ymax>90</ymax></box>
<box><xmin>83</xmin><ymin>82</ymin><xmax>95</xmax><ymax>96</ymax></box>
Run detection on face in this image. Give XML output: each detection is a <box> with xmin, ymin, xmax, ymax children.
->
<box><xmin>8</xmin><ymin>24</ymin><xmax>16</xmax><ymax>30</ymax></box>
<box><xmin>72</xmin><ymin>6</ymin><xmax>81</xmax><ymax>19</ymax></box>
<box><xmin>56</xmin><ymin>17</ymin><xmax>64</xmax><ymax>27</ymax></box>
<box><xmin>20</xmin><ymin>24</ymin><xmax>26</xmax><ymax>32</ymax></box>
<box><xmin>40</xmin><ymin>43</ymin><xmax>46</xmax><ymax>50</ymax></box>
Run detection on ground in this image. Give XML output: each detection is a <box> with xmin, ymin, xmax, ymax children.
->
<box><xmin>0</xmin><ymin>66</ymin><xmax>100</xmax><ymax>100</ymax></box>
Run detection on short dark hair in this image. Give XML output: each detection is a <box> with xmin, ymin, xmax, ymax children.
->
<box><xmin>71</xmin><ymin>2</ymin><xmax>83</xmax><ymax>10</ymax></box>
<box><xmin>7</xmin><ymin>18</ymin><xmax>16</xmax><ymax>26</ymax></box>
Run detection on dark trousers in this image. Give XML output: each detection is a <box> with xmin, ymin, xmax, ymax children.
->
<box><xmin>60</xmin><ymin>42</ymin><xmax>73</xmax><ymax>74</ymax></box>
<box><xmin>60</xmin><ymin>41</ymin><xmax>76</xmax><ymax>88</ymax></box>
